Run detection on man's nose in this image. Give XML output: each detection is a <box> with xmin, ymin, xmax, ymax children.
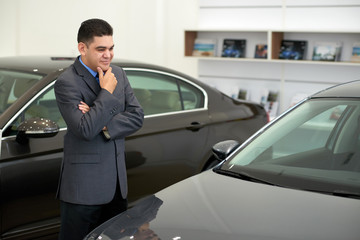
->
<box><xmin>103</xmin><ymin>49</ymin><xmax>111</xmax><ymax>58</ymax></box>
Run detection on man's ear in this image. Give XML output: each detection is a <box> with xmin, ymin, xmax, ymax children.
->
<box><xmin>78</xmin><ymin>42</ymin><xmax>87</xmax><ymax>55</ymax></box>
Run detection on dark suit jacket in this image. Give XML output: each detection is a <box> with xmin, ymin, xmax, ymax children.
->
<box><xmin>54</xmin><ymin>57</ymin><xmax>144</xmax><ymax>205</ymax></box>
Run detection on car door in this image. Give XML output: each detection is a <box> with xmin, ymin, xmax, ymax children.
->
<box><xmin>124</xmin><ymin>69</ymin><xmax>211</xmax><ymax>202</ymax></box>
<box><xmin>0</xmin><ymin>81</ymin><xmax>64</xmax><ymax>239</ymax></box>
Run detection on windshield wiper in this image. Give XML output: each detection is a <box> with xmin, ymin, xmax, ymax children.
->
<box><xmin>214</xmin><ymin>168</ymin><xmax>278</xmax><ymax>186</ymax></box>
<box><xmin>332</xmin><ymin>190</ymin><xmax>360</xmax><ymax>199</ymax></box>
<box><xmin>316</xmin><ymin>189</ymin><xmax>360</xmax><ymax>199</ymax></box>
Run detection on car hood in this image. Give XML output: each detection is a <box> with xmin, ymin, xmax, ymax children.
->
<box><xmin>85</xmin><ymin>170</ymin><xmax>360</xmax><ymax>240</ymax></box>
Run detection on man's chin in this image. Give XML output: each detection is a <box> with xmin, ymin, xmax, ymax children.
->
<box><xmin>99</xmin><ymin>65</ymin><xmax>111</xmax><ymax>72</ymax></box>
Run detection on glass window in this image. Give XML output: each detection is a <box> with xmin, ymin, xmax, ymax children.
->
<box><xmin>219</xmin><ymin>99</ymin><xmax>360</xmax><ymax>195</ymax></box>
<box><xmin>270</xmin><ymin>105</ymin><xmax>347</xmax><ymax>158</ymax></box>
<box><xmin>228</xmin><ymin>100</ymin><xmax>357</xmax><ymax>166</ymax></box>
<box><xmin>126</xmin><ymin>70</ymin><xmax>204</xmax><ymax>115</ymax></box>
<box><xmin>3</xmin><ymin>85</ymin><xmax>66</xmax><ymax>137</ymax></box>
<box><xmin>179</xmin><ymin>81</ymin><xmax>204</xmax><ymax>110</ymax></box>
<box><xmin>0</xmin><ymin>70</ymin><xmax>42</xmax><ymax>114</ymax></box>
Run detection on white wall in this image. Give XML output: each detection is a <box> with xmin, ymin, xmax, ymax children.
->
<box><xmin>0</xmin><ymin>0</ymin><xmax>199</xmax><ymax>77</ymax></box>
<box><xmin>198</xmin><ymin>0</ymin><xmax>360</xmax><ymax>30</ymax></box>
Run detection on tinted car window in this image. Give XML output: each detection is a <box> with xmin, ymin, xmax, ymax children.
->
<box><xmin>178</xmin><ymin>80</ymin><xmax>204</xmax><ymax>110</ymax></box>
<box><xmin>0</xmin><ymin>70</ymin><xmax>42</xmax><ymax>114</ymax></box>
<box><xmin>221</xmin><ymin>99</ymin><xmax>360</xmax><ymax>194</ymax></box>
<box><xmin>126</xmin><ymin>70</ymin><xmax>204</xmax><ymax>115</ymax></box>
<box><xmin>3</xmin><ymin>84</ymin><xmax>65</xmax><ymax>137</ymax></box>
<box><xmin>271</xmin><ymin>105</ymin><xmax>347</xmax><ymax>157</ymax></box>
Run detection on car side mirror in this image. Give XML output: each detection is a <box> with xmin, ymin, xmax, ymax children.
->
<box><xmin>16</xmin><ymin>117</ymin><xmax>59</xmax><ymax>144</ymax></box>
<box><xmin>212</xmin><ymin>140</ymin><xmax>240</xmax><ymax>161</ymax></box>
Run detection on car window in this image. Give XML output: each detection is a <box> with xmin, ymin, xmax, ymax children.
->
<box><xmin>270</xmin><ymin>105</ymin><xmax>347</xmax><ymax>158</ymax></box>
<box><xmin>231</xmin><ymin>101</ymin><xmax>355</xmax><ymax>165</ymax></box>
<box><xmin>178</xmin><ymin>80</ymin><xmax>204</xmax><ymax>110</ymax></box>
<box><xmin>125</xmin><ymin>70</ymin><xmax>204</xmax><ymax>115</ymax></box>
<box><xmin>0</xmin><ymin>70</ymin><xmax>42</xmax><ymax>114</ymax></box>
<box><xmin>220</xmin><ymin>99</ymin><xmax>360</xmax><ymax>195</ymax></box>
<box><xmin>3</xmin><ymin>84</ymin><xmax>66</xmax><ymax>137</ymax></box>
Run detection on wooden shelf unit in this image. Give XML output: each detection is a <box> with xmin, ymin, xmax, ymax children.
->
<box><xmin>185</xmin><ymin>29</ymin><xmax>360</xmax><ymax>65</ymax></box>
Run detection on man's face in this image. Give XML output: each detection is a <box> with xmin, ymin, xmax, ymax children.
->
<box><xmin>78</xmin><ymin>35</ymin><xmax>114</xmax><ymax>72</ymax></box>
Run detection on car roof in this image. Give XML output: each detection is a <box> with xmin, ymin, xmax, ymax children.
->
<box><xmin>0</xmin><ymin>56</ymin><xmax>189</xmax><ymax>78</ymax></box>
<box><xmin>0</xmin><ymin>56</ymin><xmax>76</xmax><ymax>74</ymax></box>
<box><xmin>311</xmin><ymin>80</ymin><xmax>360</xmax><ymax>99</ymax></box>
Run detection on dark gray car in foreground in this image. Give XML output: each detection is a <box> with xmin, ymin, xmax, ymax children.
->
<box><xmin>86</xmin><ymin>80</ymin><xmax>360</xmax><ymax>240</ymax></box>
<box><xmin>0</xmin><ymin>56</ymin><xmax>267</xmax><ymax>239</ymax></box>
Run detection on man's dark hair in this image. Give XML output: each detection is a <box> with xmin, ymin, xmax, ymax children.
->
<box><xmin>77</xmin><ymin>18</ymin><xmax>113</xmax><ymax>45</ymax></box>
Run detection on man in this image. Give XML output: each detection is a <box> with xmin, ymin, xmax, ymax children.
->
<box><xmin>54</xmin><ymin>18</ymin><xmax>144</xmax><ymax>240</ymax></box>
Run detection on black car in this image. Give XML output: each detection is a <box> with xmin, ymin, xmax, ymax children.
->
<box><xmin>0</xmin><ymin>56</ymin><xmax>267</xmax><ymax>239</ymax></box>
<box><xmin>86</xmin><ymin>80</ymin><xmax>360</xmax><ymax>240</ymax></box>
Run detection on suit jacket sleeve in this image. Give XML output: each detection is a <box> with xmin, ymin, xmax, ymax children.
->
<box><xmin>105</xmin><ymin>68</ymin><xmax>144</xmax><ymax>140</ymax></box>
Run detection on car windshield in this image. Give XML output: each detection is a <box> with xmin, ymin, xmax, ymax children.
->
<box><xmin>0</xmin><ymin>70</ymin><xmax>43</xmax><ymax>114</ymax></box>
<box><xmin>220</xmin><ymin>98</ymin><xmax>360</xmax><ymax>198</ymax></box>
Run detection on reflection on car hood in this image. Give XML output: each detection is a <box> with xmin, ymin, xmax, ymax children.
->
<box><xmin>86</xmin><ymin>170</ymin><xmax>360</xmax><ymax>240</ymax></box>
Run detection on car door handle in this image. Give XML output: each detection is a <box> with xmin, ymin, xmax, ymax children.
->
<box><xmin>186</xmin><ymin>122</ymin><xmax>204</xmax><ymax>132</ymax></box>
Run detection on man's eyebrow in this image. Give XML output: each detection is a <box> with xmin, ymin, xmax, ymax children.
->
<box><xmin>95</xmin><ymin>45</ymin><xmax>115</xmax><ymax>50</ymax></box>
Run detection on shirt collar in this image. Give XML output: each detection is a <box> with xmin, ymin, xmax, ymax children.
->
<box><xmin>79</xmin><ymin>56</ymin><xmax>97</xmax><ymax>78</ymax></box>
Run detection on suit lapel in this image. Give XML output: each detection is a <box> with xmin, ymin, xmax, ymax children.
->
<box><xmin>73</xmin><ymin>58</ymin><xmax>101</xmax><ymax>95</ymax></box>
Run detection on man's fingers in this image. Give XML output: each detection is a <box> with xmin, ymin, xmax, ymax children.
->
<box><xmin>97</xmin><ymin>67</ymin><xmax>116</xmax><ymax>94</ymax></box>
<box><xmin>78</xmin><ymin>101</ymin><xmax>90</xmax><ymax>114</ymax></box>
<box><xmin>97</xmin><ymin>67</ymin><xmax>104</xmax><ymax>80</ymax></box>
